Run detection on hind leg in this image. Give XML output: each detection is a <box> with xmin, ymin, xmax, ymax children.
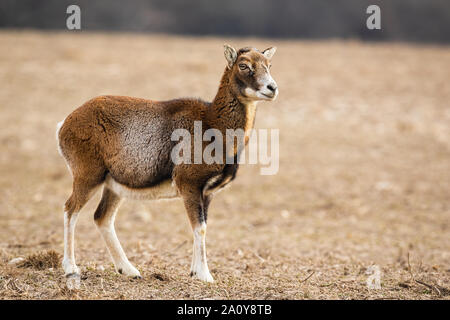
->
<box><xmin>63</xmin><ymin>211</ymin><xmax>80</xmax><ymax>275</ymax></box>
<box><xmin>94</xmin><ymin>187</ymin><xmax>141</xmax><ymax>278</ymax></box>
<box><xmin>62</xmin><ymin>177</ymin><xmax>101</xmax><ymax>276</ymax></box>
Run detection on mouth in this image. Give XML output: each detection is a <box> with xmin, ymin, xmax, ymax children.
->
<box><xmin>260</xmin><ymin>91</ymin><xmax>277</xmax><ymax>100</ymax></box>
<box><xmin>243</xmin><ymin>87</ymin><xmax>278</xmax><ymax>101</ymax></box>
<box><xmin>261</xmin><ymin>92</ymin><xmax>274</xmax><ymax>98</ymax></box>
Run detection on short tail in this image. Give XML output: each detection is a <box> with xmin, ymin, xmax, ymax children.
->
<box><xmin>56</xmin><ymin>120</ymin><xmax>65</xmax><ymax>156</ymax></box>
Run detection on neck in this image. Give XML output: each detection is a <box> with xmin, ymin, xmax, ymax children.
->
<box><xmin>209</xmin><ymin>68</ymin><xmax>258</xmax><ymax>144</ymax></box>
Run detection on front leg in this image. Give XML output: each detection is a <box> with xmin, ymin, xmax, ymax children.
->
<box><xmin>190</xmin><ymin>221</ymin><xmax>214</xmax><ymax>282</ymax></box>
<box><xmin>182</xmin><ymin>191</ymin><xmax>214</xmax><ymax>283</ymax></box>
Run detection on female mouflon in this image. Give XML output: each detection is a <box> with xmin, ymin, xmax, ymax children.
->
<box><xmin>57</xmin><ymin>45</ymin><xmax>278</xmax><ymax>282</ymax></box>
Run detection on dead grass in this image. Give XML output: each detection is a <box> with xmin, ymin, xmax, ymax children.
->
<box><xmin>16</xmin><ymin>250</ymin><xmax>61</xmax><ymax>270</ymax></box>
<box><xmin>0</xmin><ymin>30</ymin><xmax>449</xmax><ymax>299</ymax></box>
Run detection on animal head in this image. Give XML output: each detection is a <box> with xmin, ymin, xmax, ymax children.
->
<box><xmin>224</xmin><ymin>45</ymin><xmax>278</xmax><ymax>102</ymax></box>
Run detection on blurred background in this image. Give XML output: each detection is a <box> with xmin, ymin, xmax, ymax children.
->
<box><xmin>0</xmin><ymin>1</ymin><xmax>449</xmax><ymax>300</ymax></box>
<box><xmin>1</xmin><ymin>0</ymin><xmax>450</xmax><ymax>43</ymax></box>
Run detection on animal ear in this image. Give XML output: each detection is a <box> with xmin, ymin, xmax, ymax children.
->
<box><xmin>262</xmin><ymin>47</ymin><xmax>277</xmax><ymax>59</ymax></box>
<box><xmin>224</xmin><ymin>44</ymin><xmax>237</xmax><ymax>69</ymax></box>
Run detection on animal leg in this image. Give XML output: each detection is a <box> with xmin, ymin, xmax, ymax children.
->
<box><xmin>182</xmin><ymin>191</ymin><xmax>214</xmax><ymax>282</ymax></box>
<box><xmin>94</xmin><ymin>187</ymin><xmax>141</xmax><ymax>278</ymax></box>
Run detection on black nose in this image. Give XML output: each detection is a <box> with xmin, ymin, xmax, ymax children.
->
<box><xmin>267</xmin><ymin>84</ymin><xmax>277</xmax><ymax>92</ymax></box>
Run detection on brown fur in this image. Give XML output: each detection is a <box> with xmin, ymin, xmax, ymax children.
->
<box><xmin>59</xmin><ymin>47</ymin><xmax>275</xmax><ymax>224</ymax></box>
<box><xmin>58</xmin><ymin>47</ymin><xmax>277</xmax><ymax>280</ymax></box>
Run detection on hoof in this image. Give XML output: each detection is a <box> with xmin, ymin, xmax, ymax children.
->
<box><xmin>65</xmin><ymin>272</ymin><xmax>80</xmax><ymax>278</ymax></box>
<box><xmin>190</xmin><ymin>270</ymin><xmax>214</xmax><ymax>283</ymax></box>
<box><xmin>65</xmin><ymin>273</ymin><xmax>81</xmax><ymax>290</ymax></box>
<box><xmin>115</xmin><ymin>264</ymin><xmax>142</xmax><ymax>278</ymax></box>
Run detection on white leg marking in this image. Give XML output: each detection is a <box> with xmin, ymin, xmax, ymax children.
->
<box><xmin>190</xmin><ymin>223</ymin><xmax>214</xmax><ymax>282</ymax></box>
<box><xmin>62</xmin><ymin>211</ymin><xmax>80</xmax><ymax>275</ymax></box>
<box><xmin>95</xmin><ymin>198</ymin><xmax>141</xmax><ymax>278</ymax></box>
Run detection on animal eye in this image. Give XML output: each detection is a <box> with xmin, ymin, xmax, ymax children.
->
<box><xmin>269</xmin><ymin>64</ymin><xmax>272</xmax><ymax>69</ymax></box>
<box><xmin>239</xmin><ymin>64</ymin><xmax>248</xmax><ymax>70</ymax></box>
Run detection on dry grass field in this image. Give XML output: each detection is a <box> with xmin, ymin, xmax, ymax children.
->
<box><xmin>0</xmin><ymin>30</ymin><xmax>449</xmax><ymax>300</ymax></box>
